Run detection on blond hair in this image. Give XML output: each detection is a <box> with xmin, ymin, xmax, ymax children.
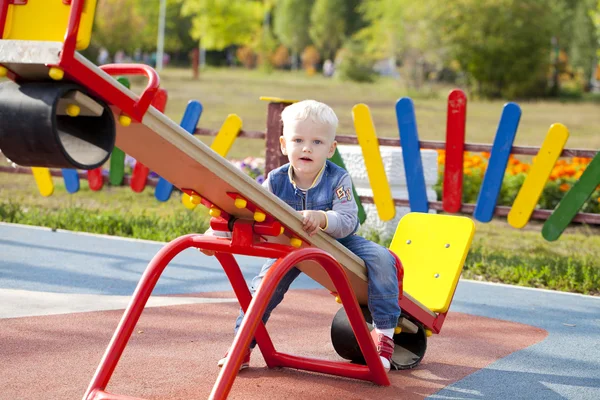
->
<box><xmin>281</xmin><ymin>100</ymin><xmax>338</xmax><ymax>138</ymax></box>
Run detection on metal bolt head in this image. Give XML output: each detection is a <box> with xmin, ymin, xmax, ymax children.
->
<box><xmin>434</xmin><ymin>273</ymin><xmax>440</xmax><ymax>278</ymax></box>
<box><xmin>445</xmin><ymin>243</ymin><xmax>450</xmax><ymax>248</ymax></box>
<box><xmin>406</xmin><ymin>240</ymin><xmax>411</xmax><ymax>245</ymax></box>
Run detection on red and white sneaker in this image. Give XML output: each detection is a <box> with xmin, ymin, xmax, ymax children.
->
<box><xmin>374</xmin><ymin>333</ymin><xmax>394</xmax><ymax>371</ymax></box>
<box><xmin>217</xmin><ymin>348</ymin><xmax>252</xmax><ymax>371</ymax></box>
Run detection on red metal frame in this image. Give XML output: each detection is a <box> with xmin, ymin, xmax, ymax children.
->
<box><xmin>83</xmin><ymin>221</ymin><xmax>391</xmax><ymax>400</ymax></box>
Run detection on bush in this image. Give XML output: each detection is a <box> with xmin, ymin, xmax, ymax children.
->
<box><xmin>434</xmin><ymin>151</ymin><xmax>600</xmax><ymax>213</ymax></box>
<box><xmin>335</xmin><ymin>38</ymin><xmax>377</xmax><ymax>83</ymax></box>
<box><xmin>301</xmin><ymin>45</ymin><xmax>321</xmax><ymax>74</ymax></box>
<box><xmin>0</xmin><ymin>202</ymin><xmax>209</xmax><ymax>242</ymax></box>
<box><xmin>271</xmin><ymin>45</ymin><xmax>290</xmax><ymax>69</ymax></box>
<box><xmin>236</xmin><ymin>46</ymin><xmax>256</xmax><ymax>69</ymax></box>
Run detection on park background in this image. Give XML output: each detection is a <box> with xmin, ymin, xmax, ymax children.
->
<box><xmin>1</xmin><ymin>0</ymin><xmax>600</xmax><ymax>295</ymax></box>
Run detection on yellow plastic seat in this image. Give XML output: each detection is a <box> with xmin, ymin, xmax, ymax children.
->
<box><xmin>3</xmin><ymin>0</ymin><xmax>97</xmax><ymax>50</ymax></box>
<box><xmin>389</xmin><ymin>213</ymin><xmax>475</xmax><ymax>313</ymax></box>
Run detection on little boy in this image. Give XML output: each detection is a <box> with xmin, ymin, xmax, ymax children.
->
<box><xmin>206</xmin><ymin>100</ymin><xmax>401</xmax><ymax>370</ymax></box>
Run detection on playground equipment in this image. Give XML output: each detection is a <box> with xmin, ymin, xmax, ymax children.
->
<box><xmin>0</xmin><ymin>2</ymin><xmax>476</xmax><ymax>399</ymax></box>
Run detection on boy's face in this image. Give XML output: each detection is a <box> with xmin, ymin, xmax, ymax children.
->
<box><xmin>280</xmin><ymin>118</ymin><xmax>337</xmax><ymax>181</ymax></box>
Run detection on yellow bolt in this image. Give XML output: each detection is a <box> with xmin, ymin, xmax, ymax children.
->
<box><xmin>279</xmin><ymin>226</ymin><xmax>284</xmax><ymax>235</ymax></box>
<box><xmin>234</xmin><ymin>197</ymin><xmax>247</xmax><ymax>208</ymax></box>
<box><xmin>209</xmin><ymin>207</ymin><xmax>221</xmax><ymax>217</ymax></box>
<box><xmin>290</xmin><ymin>237</ymin><xmax>302</xmax><ymax>248</ymax></box>
<box><xmin>190</xmin><ymin>194</ymin><xmax>202</xmax><ymax>205</ymax></box>
<box><xmin>425</xmin><ymin>329</ymin><xmax>432</xmax><ymax>337</ymax></box>
<box><xmin>48</xmin><ymin>67</ymin><xmax>64</xmax><ymax>81</ymax></box>
<box><xmin>65</xmin><ymin>104</ymin><xmax>80</xmax><ymax>117</ymax></box>
<box><xmin>119</xmin><ymin>114</ymin><xmax>131</xmax><ymax>127</ymax></box>
<box><xmin>335</xmin><ymin>295</ymin><xmax>342</xmax><ymax>304</ymax></box>
<box><xmin>394</xmin><ymin>326</ymin><xmax>402</xmax><ymax>335</ymax></box>
<box><xmin>0</xmin><ymin>66</ymin><xmax>7</xmax><ymax>78</ymax></box>
<box><xmin>254</xmin><ymin>210</ymin><xmax>266</xmax><ymax>222</ymax></box>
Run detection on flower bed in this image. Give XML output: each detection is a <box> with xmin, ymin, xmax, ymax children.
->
<box><xmin>434</xmin><ymin>151</ymin><xmax>600</xmax><ymax>214</ymax></box>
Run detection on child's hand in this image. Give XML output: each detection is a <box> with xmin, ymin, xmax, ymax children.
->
<box><xmin>199</xmin><ymin>248</ymin><xmax>215</xmax><ymax>256</ymax></box>
<box><xmin>300</xmin><ymin>210</ymin><xmax>326</xmax><ymax>236</ymax></box>
<box><xmin>198</xmin><ymin>230</ymin><xmax>216</xmax><ymax>256</ymax></box>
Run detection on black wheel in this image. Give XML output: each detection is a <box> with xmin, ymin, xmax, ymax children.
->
<box><xmin>331</xmin><ymin>306</ymin><xmax>427</xmax><ymax>370</ymax></box>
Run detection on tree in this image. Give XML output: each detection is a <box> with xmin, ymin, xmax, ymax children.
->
<box><xmin>273</xmin><ymin>0</ymin><xmax>314</xmax><ymax>69</ymax></box>
<box><xmin>181</xmin><ymin>0</ymin><xmax>265</xmax><ymax>51</ymax></box>
<box><xmin>354</xmin><ymin>0</ymin><xmax>410</xmax><ymax>61</ymax></box>
<box><xmin>568</xmin><ymin>0</ymin><xmax>597</xmax><ymax>88</ymax></box>
<box><xmin>135</xmin><ymin>0</ymin><xmax>196</xmax><ymax>54</ymax></box>
<box><xmin>309</xmin><ymin>0</ymin><xmax>347</xmax><ymax>60</ymax></box>
<box><xmin>430</xmin><ymin>0</ymin><xmax>562</xmax><ymax>99</ymax></box>
<box><xmin>93</xmin><ymin>0</ymin><xmax>146</xmax><ymax>54</ymax></box>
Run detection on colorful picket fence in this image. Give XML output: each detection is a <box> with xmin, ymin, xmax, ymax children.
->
<box><xmin>5</xmin><ymin>89</ymin><xmax>600</xmax><ymax>242</ymax></box>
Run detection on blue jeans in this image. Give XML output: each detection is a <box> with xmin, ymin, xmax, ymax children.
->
<box><xmin>235</xmin><ymin>235</ymin><xmax>401</xmax><ymax>348</ymax></box>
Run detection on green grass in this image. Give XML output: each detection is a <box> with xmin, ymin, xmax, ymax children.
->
<box><xmin>1</xmin><ymin>67</ymin><xmax>599</xmax><ymax>295</ymax></box>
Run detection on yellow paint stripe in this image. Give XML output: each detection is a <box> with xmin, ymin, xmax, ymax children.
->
<box><xmin>352</xmin><ymin>104</ymin><xmax>395</xmax><ymax>221</ymax></box>
<box><xmin>181</xmin><ymin>114</ymin><xmax>243</xmax><ymax>209</ymax></box>
<box><xmin>259</xmin><ymin>97</ymin><xmax>298</xmax><ymax>103</ymax></box>
<box><xmin>508</xmin><ymin>123</ymin><xmax>569</xmax><ymax>228</ymax></box>
<box><xmin>31</xmin><ymin>167</ymin><xmax>54</xmax><ymax>197</ymax></box>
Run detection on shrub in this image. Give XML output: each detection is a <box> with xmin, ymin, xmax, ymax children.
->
<box><xmin>434</xmin><ymin>151</ymin><xmax>600</xmax><ymax>213</ymax></box>
<box><xmin>335</xmin><ymin>38</ymin><xmax>377</xmax><ymax>83</ymax></box>
<box><xmin>236</xmin><ymin>46</ymin><xmax>257</xmax><ymax>69</ymax></box>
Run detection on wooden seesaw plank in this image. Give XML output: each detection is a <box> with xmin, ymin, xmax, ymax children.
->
<box><xmin>508</xmin><ymin>123</ymin><xmax>569</xmax><ymax>229</ymax></box>
<box><xmin>131</xmin><ymin>89</ymin><xmax>168</xmax><ymax>193</ymax></box>
<box><xmin>108</xmin><ymin>78</ymin><xmax>132</xmax><ymax>186</ymax></box>
<box><xmin>473</xmin><ymin>102</ymin><xmax>521</xmax><ymax>222</ymax></box>
<box><xmin>542</xmin><ymin>152</ymin><xmax>600</xmax><ymax>241</ymax></box>
<box><xmin>181</xmin><ymin>113</ymin><xmax>242</xmax><ymax>210</ymax></box>
<box><xmin>352</xmin><ymin>103</ymin><xmax>395</xmax><ymax>221</ymax></box>
<box><xmin>396</xmin><ymin>97</ymin><xmax>429</xmax><ymax>213</ymax></box>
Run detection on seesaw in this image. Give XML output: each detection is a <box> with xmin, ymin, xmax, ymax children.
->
<box><xmin>0</xmin><ymin>2</ymin><xmax>475</xmax><ymax>398</ymax></box>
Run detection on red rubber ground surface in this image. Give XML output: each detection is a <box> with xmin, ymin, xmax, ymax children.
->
<box><xmin>1</xmin><ymin>290</ymin><xmax>547</xmax><ymax>399</ymax></box>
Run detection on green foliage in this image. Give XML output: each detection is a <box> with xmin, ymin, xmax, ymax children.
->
<box><xmin>336</xmin><ymin>38</ymin><xmax>378</xmax><ymax>83</ymax></box>
<box><xmin>355</xmin><ymin>0</ymin><xmax>409</xmax><ymax>60</ymax></box>
<box><xmin>569</xmin><ymin>0</ymin><xmax>597</xmax><ymax>84</ymax></box>
<box><xmin>92</xmin><ymin>0</ymin><xmax>146</xmax><ymax>53</ymax></box>
<box><xmin>433</xmin><ymin>170</ymin><xmax>600</xmax><ymax>214</ymax></box>
<box><xmin>136</xmin><ymin>0</ymin><xmax>197</xmax><ymax>53</ymax></box>
<box><xmin>430</xmin><ymin>0</ymin><xmax>560</xmax><ymax>98</ymax></box>
<box><xmin>181</xmin><ymin>0</ymin><xmax>265</xmax><ymax>50</ymax></box>
<box><xmin>309</xmin><ymin>0</ymin><xmax>347</xmax><ymax>60</ymax></box>
<box><xmin>0</xmin><ymin>202</ymin><xmax>208</xmax><ymax>242</ymax></box>
<box><xmin>273</xmin><ymin>0</ymin><xmax>315</xmax><ymax>55</ymax></box>
<box><xmin>464</xmin><ymin>243</ymin><xmax>600</xmax><ymax>295</ymax></box>
<box><xmin>92</xmin><ymin>0</ymin><xmax>195</xmax><ymax>54</ymax></box>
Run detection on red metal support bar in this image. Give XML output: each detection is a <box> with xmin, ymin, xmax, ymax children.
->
<box><xmin>61</xmin><ymin>0</ymin><xmax>84</xmax><ymax>59</ymax></box>
<box><xmin>214</xmin><ymin>252</ymin><xmax>280</xmax><ymax>369</ymax></box>
<box><xmin>0</xmin><ymin>1</ymin><xmax>10</xmax><ymax>39</ymax></box>
<box><xmin>211</xmin><ymin>247</ymin><xmax>390</xmax><ymax>399</ymax></box>
<box><xmin>83</xmin><ymin>234</ymin><xmax>198</xmax><ymax>400</ymax></box>
<box><xmin>99</xmin><ymin>64</ymin><xmax>160</xmax><ymax>121</ymax></box>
